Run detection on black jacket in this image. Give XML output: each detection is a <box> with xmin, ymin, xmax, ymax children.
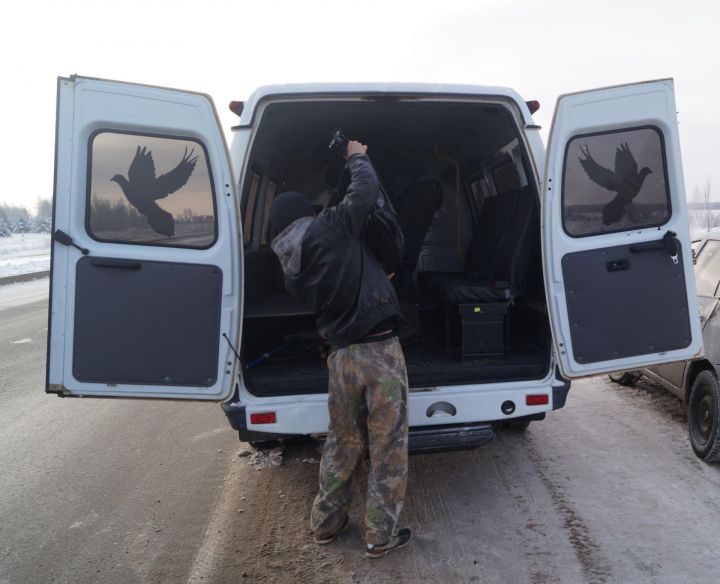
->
<box><xmin>271</xmin><ymin>154</ymin><xmax>400</xmax><ymax>351</ymax></box>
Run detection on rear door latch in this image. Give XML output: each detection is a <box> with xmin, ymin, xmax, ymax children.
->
<box><xmin>629</xmin><ymin>230</ymin><xmax>679</xmax><ymax>264</ymax></box>
<box><xmin>662</xmin><ymin>231</ymin><xmax>679</xmax><ymax>264</ymax></box>
<box><xmin>53</xmin><ymin>229</ymin><xmax>89</xmax><ymax>255</ymax></box>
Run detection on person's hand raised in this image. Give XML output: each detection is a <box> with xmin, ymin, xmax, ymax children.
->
<box><xmin>344</xmin><ymin>140</ymin><xmax>368</xmax><ymax>159</ymax></box>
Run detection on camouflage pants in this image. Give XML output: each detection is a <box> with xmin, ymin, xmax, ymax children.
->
<box><xmin>310</xmin><ymin>336</ymin><xmax>409</xmax><ymax>545</ymax></box>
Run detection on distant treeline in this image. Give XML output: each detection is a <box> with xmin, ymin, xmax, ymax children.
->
<box><xmin>0</xmin><ymin>199</ymin><xmax>52</xmax><ymax>237</ymax></box>
<box><xmin>89</xmin><ymin>199</ymin><xmax>145</xmax><ymax>232</ymax></box>
<box><xmin>3</xmin><ymin>196</ymin><xmax>718</xmax><ymax>239</ymax></box>
<box><xmin>89</xmin><ymin>198</ymin><xmax>210</xmax><ymax>232</ymax></box>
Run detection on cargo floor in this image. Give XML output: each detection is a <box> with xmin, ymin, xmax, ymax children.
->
<box><xmin>243</xmin><ymin>337</ymin><xmax>549</xmax><ymax>397</ymax></box>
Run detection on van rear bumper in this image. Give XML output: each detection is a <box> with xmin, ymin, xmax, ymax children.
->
<box><xmin>223</xmin><ymin>403</ymin><xmax>494</xmax><ymax>452</ymax></box>
<box><xmin>224</xmin><ymin>370</ymin><xmax>571</xmax><ymax>437</ymax></box>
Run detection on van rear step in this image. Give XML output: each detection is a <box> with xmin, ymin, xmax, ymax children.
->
<box><xmin>408</xmin><ymin>423</ymin><xmax>494</xmax><ymax>454</ymax></box>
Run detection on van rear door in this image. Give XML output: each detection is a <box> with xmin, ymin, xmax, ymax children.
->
<box><xmin>47</xmin><ymin>76</ymin><xmax>240</xmax><ymax>400</ymax></box>
<box><xmin>543</xmin><ymin>79</ymin><xmax>702</xmax><ymax>378</ymax></box>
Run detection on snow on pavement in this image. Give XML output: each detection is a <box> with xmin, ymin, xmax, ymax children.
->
<box><xmin>0</xmin><ymin>278</ymin><xmax>49</xmax><ymax>311</ymax></box>
<box><xmin>0</xmin><ymin>234</ymin><xmax>50</xmax><ymax>279</ymax></box>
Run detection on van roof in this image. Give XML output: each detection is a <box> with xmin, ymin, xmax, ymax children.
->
<box><xmin>236</xmin><ymin>82</ymin><xmax>531</xmax><ymax>126</ymax></box>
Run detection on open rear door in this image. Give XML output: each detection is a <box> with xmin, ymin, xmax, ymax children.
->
<box><xmin>543</xmin><ymin>79</ymin><xmax>702</xmax><ymax>378</ymax></box>
<box><xmin>47</xmin><ymin>76</ymin><xmax>240</xmax><ymax>400</ymax></box>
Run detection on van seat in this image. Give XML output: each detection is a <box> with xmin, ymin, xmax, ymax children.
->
<box><xmin>419</xmin><ymin>188</ymin><xmax>536</xmax><ymax>304</ymax></box>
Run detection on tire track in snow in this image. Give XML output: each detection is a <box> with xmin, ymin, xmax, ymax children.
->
<box><xmin>520</xmin><ymin>434</ymin><xmax>613</xmax><ymax>584</ymax></box>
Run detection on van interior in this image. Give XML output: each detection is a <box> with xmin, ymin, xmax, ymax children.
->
<box><xmin>239</xmin><ymin>99</ymin><xmax>551</xmax><ymax>396</ymax></box>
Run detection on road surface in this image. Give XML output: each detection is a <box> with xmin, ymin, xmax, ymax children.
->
<box><xmin>0</xmin><ymin>283</ymin><xmax>238</xmax><ymax>583</ymax></box>
<box><xmin>1</xmin><ymin>283</ymin><xmax>719</xmax><ymax>583</ymax></box>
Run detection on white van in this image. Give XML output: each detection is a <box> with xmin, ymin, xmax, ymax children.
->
<box><xmin>47</xmin><ymin>76</ymin><xmax>703</xmax><ymax>450</ymax></box>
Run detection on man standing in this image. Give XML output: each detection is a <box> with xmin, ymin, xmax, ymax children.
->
<box><xmin>269</xmin><ymin>140</ymin><xmax>411</xmax><ymax>558</ymax></box>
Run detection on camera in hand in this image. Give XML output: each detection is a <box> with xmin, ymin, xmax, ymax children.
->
<box><xmin>326</xmin><ymin>127</ymin><xmax>404</xmax><ymax>274</ymax></box>
<box><xmin>328</xmin><ymin>128</ymin><xmax>349</xmax><ymax>159</ymax></box>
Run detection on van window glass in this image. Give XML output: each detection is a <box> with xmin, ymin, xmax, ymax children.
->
<box><xmin>88</xmin><ymin>131</ymin><xmax>216</xmax><ymax>248</ymax></box>
<box><xmin>493</xmin><ymin>159</ymin><xmax>521</xmax><ymax>194</ymax></box>
<box><xmin>243</xmin><ymin>173</ymin><xmax>261</xmax><ymax>244</ymax></box>
<box><xmin>562</xmin><ymin>127</ymin><xmax>670</xmax><ymax>237</ymax></box>
<box><xmin>261</xmin><ymin>181</ymin><xmax>277</xmax><ymax>246</ymax></box>
<box><xmin>694</xmin><ymin>240</ymin><xmax>720</xmax><ymax>297</ymax></box>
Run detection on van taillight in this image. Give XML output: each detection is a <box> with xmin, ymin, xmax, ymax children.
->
<box><xmin>526</xmin><ymin>394</ymin><xmax>549</xmax><ymax>406</ymax></box>
<box><xmin>525</xmin><ymin>100</ymin><xmax>540</xmax><ymax>114</ymax></box>
<box><xmin>229</xmin><ymin>101</ymin><xmax>244</xmax><ymax>116</ymax></box>
<box><xmin>250</xmin><ymin>412</ymin><xmax>277</xmax><ymax>424</ymax></box>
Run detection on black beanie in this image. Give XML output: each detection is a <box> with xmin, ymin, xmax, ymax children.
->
<box><xmin>269</xmin><ymin>191</ymin><xmax>314</xmax><ymax>240</ymax></box>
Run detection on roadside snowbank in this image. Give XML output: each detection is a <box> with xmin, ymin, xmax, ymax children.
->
<box><xmin>0</xmin><ymin>234</ymin><xmax>51</xmax><ymax>279</ymax></box>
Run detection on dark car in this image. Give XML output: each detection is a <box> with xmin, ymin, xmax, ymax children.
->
<box><xmin>609</xmin><ymin>232</ymin><xmax>720</xmax><ymax>462</ymax></box>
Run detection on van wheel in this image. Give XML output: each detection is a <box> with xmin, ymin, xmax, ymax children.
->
<box><xmin>608</xmin><ymin>371</ymin><xmax>640</xmax><ymax>386</ymax></box>
<box><xmin>688</xmin><ymin>370</ymin><xmax>720</xmax><ymax>463</ymax></box>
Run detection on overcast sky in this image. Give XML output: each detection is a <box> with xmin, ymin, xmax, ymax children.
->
<box><xmin>2</xmin><ymin>0</ymin><xmax>718</xmax><ymax>211</ymax></box>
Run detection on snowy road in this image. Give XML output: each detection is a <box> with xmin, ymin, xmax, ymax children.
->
<box><xmin>0</xmin><ymin>290</ymin><xmax>239</xmax><ymax>584</ymax></box>
<box><xmin>0</xmin><ymin>233</ymin><xmax>50</xmax><ymax>280</ymax></box>
<box><xmin>0</xmin><ymin>277</ymin><xmax>49</xmax><ymax>309</ymax></box>
<box><xmin>199</xmin><ymin>378</ymin><xmax>720</xmax><ymax>584</ymax></box>
<box><xmin>1</xmin><ymin>286</ymin><xmax>720</xmax><ymax>583</ymax></box>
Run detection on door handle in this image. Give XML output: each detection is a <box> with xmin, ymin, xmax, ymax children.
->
<box><xmin>607</xmin><ymin>259</ymin><xmax>629</xmax><ymax>272</ymax></box>
<box><xmin>91</xmin><ymin>259</ymin><xmax>141</xmax><ymax>270</ymax></box>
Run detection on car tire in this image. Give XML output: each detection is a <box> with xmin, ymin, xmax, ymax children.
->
<box><xmin>608</xmin><ymin>371</ymin><xmax>640</xmax><ymax>386</ymax></box>
<box><xmin>688</xmin><ymin>370</ymin><xmax>720</xmax><ymax>463</ymax></box>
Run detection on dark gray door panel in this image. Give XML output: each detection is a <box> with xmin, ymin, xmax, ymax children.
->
<box><xmin>562</xmin><ymin>243</ymin><xmax>691</xmax><ymax>364</ymax></box>
<box><xmin>73</xmin><ymin>257</ymin><xmax>222</xmax><ymax>386</ymax></box>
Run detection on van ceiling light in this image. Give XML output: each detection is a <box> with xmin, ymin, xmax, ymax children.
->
<box><xmin>250</xmin><ymin>412</ymin><xmax>276</xmax><ymax>424</ymax></box>
<box><xmin>526</xmin><ymin>394</ymin><xmax>549</xmax><ymax>406</ymax></box>
<box><xmin>525</xmin><ymin>100</ymin><xmax>540</xmax><ymax>114</ymax></box>
<box><xmin>229</xmin><ymin>101</ymin><xmax>244</xmax><ymax>116</ymax></box>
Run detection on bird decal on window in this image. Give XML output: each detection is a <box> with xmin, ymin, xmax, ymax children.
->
<box><xmin>578</xmin><ymin>142</ymin><xmax>653</xmax><ymax>226</ymax></box>
<box><xmin>110</xmin><ymin>146</ymin><xmax>199</xmax><ymax>237</ymax></box>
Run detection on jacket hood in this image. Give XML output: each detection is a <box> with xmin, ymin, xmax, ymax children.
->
<box><xmin>270</xmin><ymin>216</ymin><xmax>314</xmax><ymax>276</ymax></box>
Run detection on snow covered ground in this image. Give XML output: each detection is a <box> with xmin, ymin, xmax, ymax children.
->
<box><xmin>0</xmin><ymin>277</ymin><xmax>48</xmax><ymax>310</ymax></box>
<box><xmin>0</xmin><ymin>234</ymin><xmax>51</xmax><ymax>280</ymax></box>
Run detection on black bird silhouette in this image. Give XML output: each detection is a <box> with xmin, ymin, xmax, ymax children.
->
<box><xmin>110</xmin><ymin>146</ymin><xmax>198</xmax><ymax>236</ymax></box>
<box><xmin>578</xmin><ymin>142</ymin><xmax>653</xmax><ymax>225</ymax></box>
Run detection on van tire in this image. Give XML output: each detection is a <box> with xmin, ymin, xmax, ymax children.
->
<box><xmin>688</xmin><ymin>370</ymin><xmax>720</xmax><ymax>463</ymax></box>
<box><xmin>608</xmin><ymin>371</ymin><xmax>640</xmax><ymax>386</ymax></box>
